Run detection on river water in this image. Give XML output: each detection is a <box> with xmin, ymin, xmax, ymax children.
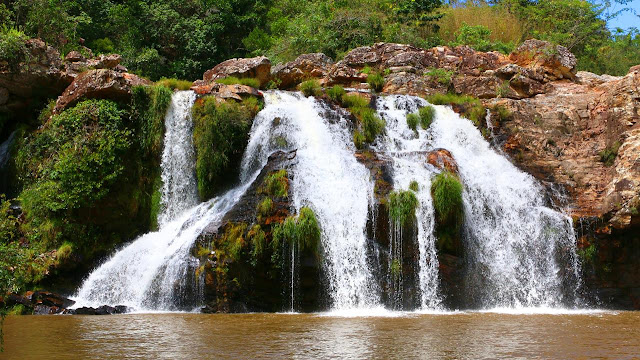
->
<box><xmin>3</xmin><ymin>312</ymin><xmax>639</xmax><ymax>359</ymax></box>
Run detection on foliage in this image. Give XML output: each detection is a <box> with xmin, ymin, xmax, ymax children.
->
<box><xmin>299</xmin><ymin>79</ymin><xmax>321</xmax><ymax>97</ymax></box>
<box><xmin>418</xmin><ymin>105</ymin><xmax>435</xmax><ymax>129</ymax></box>
<box><xmin>0</xmin><ymin>27</ymin><xmax>28</xmax><ymax>70</ymax></box>
<box><xmin>248</xmin><ymin>224</ymin><xmax>266</xmax><ymax>265</ymax></box>
<box><xmin>437</xmin><ymin>5</ymin><xmax>524</xmax><ymax>46</ymax></box>
<box><xmin>327</xmin><ymin>85</ymin><xmax>346</xmax><ymax>102</ymax></box>
<box><xmin>390</xmin><ymin>258</ymin><xmax>401</xmax><ymax>277</ymax></box>
<box><xmin>261</xmin><ymin>169</ymin><xmax>289</xmax><ymax>198</ymax></box>
<box><xmin>361</xmin><ymin>109</ymin><xmax>385</xmax><ymax>143</ymax></box>
<box><xmin>56</xmin><ymin>241</ymin><xmax>73</xmax><ymax>263</ymax></box>
<box><xmin>409</xmin><ymin>180</ymin><xmax>419</xmax><ymax>192</ymax></box>
<box><xmin>272</xmin><ymin>207</ymin><xmax>321</xmax><ymax>254</ymax></box>
<box><xmin>217</xmin><ymin>77</ymin><xmax>261</xmax><ymax>88</ymax></box>
<box><xmin>341</xmin><ymin>94</ymin><xmax>369</xmax><ymax>109</ymax></box>
<box><xmin>155</xmin><ymin>78</ymin><xmax>193</xmax><ymax>91</ymax></box>
<box><xmin>366</xmin><ymin>72</ymin><xmax>385</xmax><ymax>92</ymax></box>
<box><xmin>257</xmin><ymin>197</ymin><xmax>274</xmax><ymax>219</ymax></box>
<box><xmin>577</xmin><ymin>243</ymin><xmax>597</xmax><ymax>264</ymax></box>
<box><xmin>492</xmin><ymin>105</ymin><xmax>512</xmax><ymax>122</ymax></box>
<box><xmin>353</xmin><ymin>130</ymin><xmax>365</xmax><ymax>150</ymax></box>
<box><xmin>431</xmin><ymin>171</ymin><xmax>464</xmax><ymax>227</ymax></box>
<box><xmin>425</xmin><ymin>68</ymin><xmax>454</xmax><ymax>86</ymax></box>
<box><xmin>450</xmin><ymin>23</ymin><xmax>515</xmax><ymax>53</ymax></box>
<box><xmin>598</xmin><ymin>141</ymin><xmax>621</xmax><ymax>166</ymax></box>
<box><xmin>427</xmin><ymin>93</ymin><xmax>484</xmax><ymax>125</ymax></box>
<box><xmin>131</xmin><ymin>85</ymin><xmax>172</xmax><ymax>159</ymax></box>
<box><xmin>192</xmin><ymin>97</ymin><xmax>258</xmax><ymax>200</ymax></box>
<box><xmin>388</xmin><ymin>190</ymin><xmax>419</xmax><ymax>226</ymax></box>
<box><xmin>406</xmin><ymin>113</ymin><xmax>419</xmax><ymax>131</ymax></box>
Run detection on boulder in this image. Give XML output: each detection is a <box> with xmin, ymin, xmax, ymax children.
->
<box><xmin>427</xmin><ymin>149</ymin><xmax>459</xmax><ymax>175</ymax></box>
<box><xmin>54</xmin><ymin>69</ymin><xmax>151</xmax><ymax>113</ymax></box>
<box><xmin>203</xmin><ymin>56</ymin><xmax>271</xmax><ymax>86</ymax></box>
<box><xmin>64</xmin><ymin>51</ymin><xmax>86</xmax><ymax>63</ymax></box>
<box><xmin>509</xmin><ymin>39</ymin><xmax>577</xmax><ymax>81</ymax></box>
<box><xmin>272</xmin><ymin>53</ymin><xmax>334</xmax><ymax>89</ymax></box>
<box><xmin>191</xmin><ymin>82</ymin><xmax>262</xmax><ymax>100</ymax></box>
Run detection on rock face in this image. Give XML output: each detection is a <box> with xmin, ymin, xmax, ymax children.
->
<box><xmin>271</xmin><ymin>53</ymin><xmax>334</xmax><ymax>89</ymax></box>
<box><xmin>509</xmin><ymin>39</ymin><xmax>577</xmax><ymax>81</ymax></box>
<box><xmin>202</xmin><ymin>56</ymin><xmax>271</xmax><ymax>86</ymax></box>
<box><xmin>190</xmin><ymin>82</ymin><xmax>262</xmax><ymax>100</ymax></box>
<box><xmin>54</xmin><ymin>69</ymin><xmax>151</xmax><ymax>113</ymax></box>
<box><xmin>427</xmin><ymin>149</ymin><xmax>459</xmax><ymax>174</ymax></box>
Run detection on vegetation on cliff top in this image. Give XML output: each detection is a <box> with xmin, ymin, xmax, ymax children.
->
<box><xmin>1</xmin><ymin>0</ymin><xmax>636</xmax><ymax>80</ymax></box>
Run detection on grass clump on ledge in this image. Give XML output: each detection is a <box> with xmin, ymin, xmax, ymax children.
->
<box><xmin>272</xmin><ymin>206</ymin><xmax>321</xmax><ymax>254</ymax></box>
<box><xmin>366</xmin><ymin>72</ymin><xmax>385</xmax><ymax>92</ymax></box>
<box><xmin>388</xmin><ymin>190</ymin><xmax>419</xmax><ymax>226</ymax></box>
<box><xmin>327</xmin><ymin>85</ymin><xmax>346</xmax><ymax>102</ymax></box>
<box><xmin>192</xmin><ymin>96</ymin><xmax>259</xmax><ymax>200</ymax></box>
<box><xmin>409</xmin><ymin>181</ymin><xmax>419</xmax><ymax>192</ymax></box>
<box><xmin>427</xmin><ymin>93</ymin><xmax>485</xmax><ymax>126</ymax></box>
<box><xmin>431</xmin><ymin>171</ymin><xmax>464</xmax><ymax>227</ymax></box>
<box><xmin>407</xmin><ymin>105</ymin><xmax>436</xmax><ymax>131</ymax></box>
<box><xmin>299</xmin><ymin>79</ymin><xmax>321</xmax><ymax>97</ymax></box>
<box><xmin>598</xmin><ymin>141</ymin><xmax>621</xmax><ymax>167</ymax></box>
<box><xmin>0</xmin><ymin>27</ymin><xmax>29</xmax><ymax>71</ymax></box>
<box><xmin>261</xmin><ymin>169</ymin><xmax>289</xmax><ymax>198</ymax></box>
<box><xmin>216</xmin><ymin>76</ymin><xmax>261</xmax><ymax>88</ymax></box>
<box><xmin>155</xmin><ymin>78</ymin><xmax>193</xmax><ymax>90</ymax></box>
<box><xmin>406</xmin><ymin>113</ymin><xmax>419</xmax><ymax>131</ymax></box>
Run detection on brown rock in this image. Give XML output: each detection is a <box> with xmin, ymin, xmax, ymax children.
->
<box><xmin>203</xmin><ymin>56</ymin><xmax>271</xmax><ymax>86</ymax></box>
<box><xmin>272</xmin><ymin>53</ymin><xmax>334</xmax><ymax>89</ymax></box>
<box><xmin>191</xmin><ymin>82</ymin><xmax>262</xmax><ymax>100</ymax></box>
<box><xmin>427</xmin><ymin>149</ymin><xmax>459</xmax><ymax>174</ymax></box>
<box><xmin>509</xmin><ymin>39</ymin><xmax>577</xmax><ymax>81</ymax></box>
<box><xmin>54</xmin><ymin>69</ymin><xmax>152</xmax><ymax>113</ymax></box>
<box><xmin>64</xmin><ymin>51</ymin><xmax>86</xmax><ymax>63</ymax></box>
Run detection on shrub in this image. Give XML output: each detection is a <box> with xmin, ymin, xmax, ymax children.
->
<box><xmin>598</xmin><ymin>141</ymin><xmax>621</xmax><ymax>167</ymax></box>
<box><xmin>437</xmin><ymin>6</ymin><xmax>524</xmax><ymax>48</ymax></box>
<box><xmin>56</xmin><ymin>242</ymin><xmax>73</xmax><ymax>262</ymax></box>
<box><xmin>425</xmin><ymin>68</ymin><xmax>454</xmax><ymax>86</ymax></box>
<box><xmin>418</xmin><ymin>105</ymin><xmax>435</xmax><ymax>129</ymax></box>
<box><xmin>406</xmin><ymin>113</ymin><xmax>419</xmax><ymax>131</ymax></box>
<box><xmin>192</xmin><ymin>97</ymin><xmax>258</xmax><ymax>200</ymax></box>
<box><xmin>341</xmin><ymin>94</ymin><xmax>369</xmax><ymax>109</ymax></box>
<box><xmin>367</xmin><ymin>72</ymin><xmax>385</xmax><ymax>92</ymax></box>
<box><xmin>388</xmin><ymin>190</ymin><xmax>419</xmax><ymax>226</ymax></box>
<box><xmin>0</xmin><ymin>27</ymin><xmax>28</xmax><ymax>71</ymax></box>
<box><xmin>272</xmin><ymin>206</ymin><xmax>321</xmax><ymax>254</ymax></box>
<box><xmin>496</xmin><ymin>80</ymin><xmax>511</xmax><ymax>98</ymax></box>
<box><xmin>361</xmin><ymin>110</ymin><xmax>385</xmax><ymax>143</ymax></box>
<box><xmin>431</xmin><ymin>171</ymin><xmax>464</xmax><ymax>227</ymax></box>
<box><xmin>299</xmin><ymin>79</ymin><xmax>321</xmax><ymax>97</ymax></box>
<box><xmin>327</xmin><ymin>85</ymin><xmax>346</xmax><ymax>102</ymax></box>
<box><xmin>257</xmin><ymin>197</ymin><xmax>274</xmax><ymax>218</ymax></box>
<box><xmin>261</xmin><ymin>169</ymin><xmax>289</xmax><ymax>198</ymax></box>
<box><xmin>492</xmin><ymin>105</ymin><xmax>512</xmax><ymax>122</ymax></box>
<box><xmin>216</xmin><ymin>76</ymin><xmax>261</xmax><ymax>89</ymax></box>
<box><xmin>156</xmin><ymin>78</ymin><xmax>193</xmax><ymax>91</ymax></box>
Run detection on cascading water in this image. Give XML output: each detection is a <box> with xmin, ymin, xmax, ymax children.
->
<box><xmin>374</xmin><ymin>95</ymin><xmax>442</xmax><ymax>310</ymax></box>
<box><xmin>429</xmin><ymin>105</ymin><xmax>581</xmax><ymax>308</ymax></box>
<box><xmin>158</xmin><ymin>91</ymin><xmax>199</xmax><ymax>226</ymax></box>
<box><xmin>375</xmin><ymin>95</ymin><xmax>581</xmax><ymax>309</ymax></box>
<box><xmin>0</xmin><ymin>131</ymin><xmax>16</xmax><ymax>170</ymax></box>
<box><xmin>242</xmin><ymin>91</ymin><xmax>377</xmax><ymax>310</ymax></box>
<box><xmin>73</xmin><ymin>91</ymin><xmax>250</xmax><ymax>311</ymax></box>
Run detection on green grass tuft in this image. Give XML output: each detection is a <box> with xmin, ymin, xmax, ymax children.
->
<box><xmin>366</xmin><ymin>72</ymin><xmax>385</xmax><ymax>92</ymax></box>
<box><xmin>406</xmin><ymin>113</ymin><xmax>419</xmax><ymax>131</ymax></box>
<box><xmin>388</xmin><ymin>190</ymin><xmax>419</xmax><ymax>226</ymax></box>
<box><xmin>431</xmin><ymin>171</ymin><xmax>464</xmax><ymax>227</ymax></box>
<box><xmin>216</xmin><ymin>76</ymin><xmax>261</xmax><ymax>88</ymax></box>
<box><xmin>598</xmin><ymin>141</ymin><xmax>621</xmax><ymax>167</ymax></box>
<box><xmin>299</xmin><ymin>79</ymin><xmax>321</xmax><ymax>97</ymax></box>
<box><xmin>418</xmin><ymin>105</ymin><xmax>435</xmax><ymax>129</ymax></box>
<box><xmin>155</xmin><ymin>78</ymin><xmax>193</xmax><ymax>90</ymax></box>
<box><xmin>409</xmin><ymin>181</ymin><xmax>419</xmax><ymax>192</ymax></box>
<box><xmin>327</xmin><ymin>85</ymin><xmax>346</xmax><ymax>102</ymax></box>
<box><xmin>261</xmin><ymin>169</ymin><xmax>289</xmax><ymax>198</ymax></box>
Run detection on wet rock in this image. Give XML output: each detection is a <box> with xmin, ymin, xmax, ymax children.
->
<box><xmin>427</xmin><ymin>149</ymin><xmax>459</xmax><ymax>175</ymax></box>
<box><xmin>67</xmin><ymin>305</ymin><xmax>129</xmax><ymax>315</ymax></box>
<box><xmin>191</xmin><ymin>82</ymin><xmax>261</xmax><ymax>100</ymax></box>
<box><xmin>54</xmin><ymin>69</ymin><xmax>152</xmax><ymax>113</ymax></box>
<box><xmin>202</xmin><ymin>56</ymin><xmax>271</xmax><ymax>87</ymax></box>
<box><xmin>272</xmin><ymin>53</ymin><xmax>334</xmax><ymax>89</ymax></box>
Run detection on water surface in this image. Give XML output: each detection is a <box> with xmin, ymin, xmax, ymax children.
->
<box><xmin>3</xmin><ymin>312</ymin><xmax>639</xmax><ymax>359</ymax></box>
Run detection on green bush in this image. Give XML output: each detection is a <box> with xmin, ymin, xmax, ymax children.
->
<box><xmin>406</xmin><ymin>113</ymin><xmax>419</xmax><ymax>131</ymax></box>
<box><xmin>272</xmin><ymin>206</ymin><xmax>321</xmax><ymax>254</ymax></box>
<box><xmin>327</xmin><ymin>85</ymin><xmax>346</xmax><ymax>102</ymax></box>
<box><xmin>192</xmin><ymin>96</ymin><xmax>258</xmax><ymax>200</ymax></box>
<box><xmin>261</xmin><ymin>169</ymin><xmax>289</xmax><ymax>198</ymax></box>
<box><xmin>409</xmin><ymin>180</ymin><xmax>419</xmax><ymax>192</ymax></box>
<box><xmin>56</xmin><ymin>241</ymin><xmax>73</xmax><ymax>263</ymax></box>
<box><xmin>425</xmin><ymin>68</ymin><xmax>455</xmax><ymax>86</ymax></box>
<box><xmin>299</xmin><ymin>79</ymin><xmax>321</xmax><ymax>97</ymax></box>
<box><xmin>0</xmin><ymin>27</ymin><xmax>28</xmax><ymax>70</ymax></box>
<box><xmin>217</xmin><ymin>76</ymin><xmax>261</xmax><ymax>88</ymax></box>
<box><xmin>598</xmin><ymin>141</ymin><xmax>621</xmax><ymax>167</ymax></box>
<box><xmin>367</xmin><ymin>72</ymin><xmax>385</xmax><ymax>92</ymax></box>
<box><xmin>431</xmin><ymin>171</ymin><xmax>464</xmax><ymax>227</ymax></box>
<box><xmin>388</xmin><ymin>190</ymin><xmax>419</xmax><ymax>226</ymax></box>
<box><xmin>361</xmin><ymin>110</ymin><xmax>385</xmax><ymax>143</ymax></box>
<box><xmin>156</xmin><ymin>78</ymin><xmax>193</xmax><ymax>91</ymax></box>
<box><xmin>418</xmin><ymin>105</ymin><xmax>435</xmax><ymax>129</ymax></box>
<box><xmin>341</xmin><ymin>94</ymin><xmax>369</xmax><ymax>109</ymax></box>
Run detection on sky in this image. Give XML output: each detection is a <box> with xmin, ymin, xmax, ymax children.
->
<box><xmin>606</xmin><ymin>0</ymin><xmax>639</xmax><ymax>29</ymax></box>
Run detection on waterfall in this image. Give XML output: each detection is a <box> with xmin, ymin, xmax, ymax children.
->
<box><xmin>158</xmin><ymin>91</ymin><xmax>199</xmax><ymax>226</ymax></box>
<box><xmin>73</xmin><ymin>91</ymin><xmax>250</xmax><ymax>311</ymax></box>
<box><xmin>0</xmin><ymin>131</ymin><xmax>16</xmax><ymax>170</ymax></box>
<box><xmin>429</xmin><ymin>105</ymin><xmax>581</xmax><ymax>308</ymax></box>
<box><xmin>374</xmin><ymin>95</ymin><xmax>442</xmax><ymax>309</ymax></box>
<box><xmin>242</xmin><ymin>91</ymin><xmax>377</xmax><ymax>310</ymax></box>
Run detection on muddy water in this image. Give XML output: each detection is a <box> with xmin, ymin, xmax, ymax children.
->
<box><xmin>3</xmin><ymin>312</ymin><xmax>639</xmax><ymax>359</ymax></box>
